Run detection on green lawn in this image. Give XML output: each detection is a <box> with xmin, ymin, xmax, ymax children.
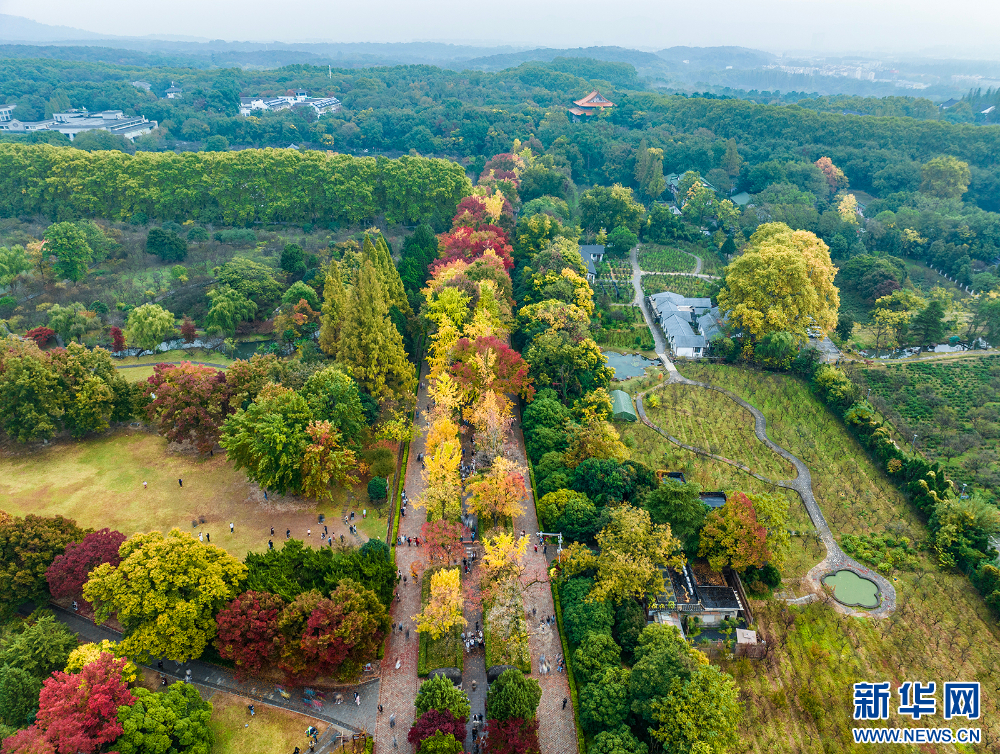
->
<box><xmin>113</xmin><ymin>348</ymin><xmax>234</xmax><ymax>367</ymax></box>
<box><xmin>0</xmin><ymin>432</ymin><xmax>362</xmax><ymax>557</ymax></box>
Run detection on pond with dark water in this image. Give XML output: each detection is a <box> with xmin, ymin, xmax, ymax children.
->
<box><xmin>603</xmin><ymin>351</ymin><xmax>660</xmax><ymax>380</ymax></box>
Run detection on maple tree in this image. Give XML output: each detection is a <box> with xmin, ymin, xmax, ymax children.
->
<box><xmin>467</xmin><ymin>457</ymin><xmax>527</xmax><ymax>529</ymax></box>
<box><xmin>109</xmin><ymin>326</ymin><xmax>126</xmax><ymax>353</ymax></box>
<box><xmin>24</xmin><ymin>326</ymin><xmax>56</xmax><ymax>346</ymax></box>
<box><xmin>300</xmin><ymin>421</ymin><xmax>363</xmax><ymax>500</ymax></box>
<box><xmin>0</xmin><ymin>726</ymin><xmax>55</xmax><ymax>754</ymax></box>
<box><xmin>144</xmin><ymin>362</ymin><xmax>230</xmax><ymax>453</ymax></box>
<box><xmin>815</xmin><ymin>156</ymin><xmax>848</xmax><ymax>190</ymax></box>
<box><xmin>434</xmin><ymin>225</ymin><xmax>514</xmax><ymax>271</ymax></box>
<box><xmin>180</xmin><ymin>317</ymin><xmax>197</xmax><ymax>344</ymax></box>
<box><xmin>698</xmin><ymin>492</ymin><xmax>771</xmax><ymax>572</ymax></box>
<box><xmin>413</xmin><ymin>567</ymin><xmax>466</xmax><ymax>639</ymax></box>
<box><xmin>214</xmin><ymin>590</ymin><xmax>285</xmax><ymax>678</ymax></box>
<box><xmin>451</xmin><ymin>336</ymin><xmax>533</xmax><ymax>403</ymax></box>
<box><xmin>0</xmin><ymin>514</ymin><xmax>88</xmax><ymax>617</ymax></box>
<box><xmin>35</xmin><ymin>654</ymin><xmax>134</xmax><ymax>754</ymax></box>
<box><xmin>481</xmin><ymin>717</ymin><xmax>541</xmax><ymax>754</ymax></box>
<box><xmin>421</xmin><ymin>519</ymin><xmax>465</xmax><ymax>564</ymax></box>
<box><xmin>46</xmin><ymin>527</ymin><xmax>126</xmax><ymax>602</ymax></box>
<box><xmin>408</xmin><ymin>709</ymin><xmax>468</xmax><ymax>750</ymax></box>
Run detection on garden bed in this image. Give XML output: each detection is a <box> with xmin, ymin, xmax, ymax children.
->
<box><xmin>417</xmin><ymin>566</ymin><xmax>464</xmax><ymax>676</ymax></box>
<box><xmin>638</xmin><ymin>244</ymin><xmax>696</xmax><ymax>273</ymax></box>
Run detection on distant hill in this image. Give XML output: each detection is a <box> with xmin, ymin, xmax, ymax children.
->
<box><xmin>0</xmin><ymin>13</ymin><xmax>109</xmax><ymax>42</ymax></box>
<box><xmin>655</xmin><ymin>46</ymin><xmax>776</xmax><ymax>70</ymax></box>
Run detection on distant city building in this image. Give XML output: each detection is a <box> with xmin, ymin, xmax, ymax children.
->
<box><xmin>0</xmin><ymin>109</ymin><xmax>157</xmax><ymax>141</ymax></box>
<box><xmin>568</xmin><ymin>90</ymin><xmax>614</xmax><ymax>122</ymax></box>
<box><xmin>165</xmin><ymin>82</ymin><xmax>183</xmax><ymax>99</ymax></box>
<box><xmin>239</xmin><ymin>90</ymin><xmax>341</xmax><ymax>118</ymax></box>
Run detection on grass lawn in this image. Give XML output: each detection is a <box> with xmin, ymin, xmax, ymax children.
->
<box><xmin>113</xmin><ymin>348</ymin><xmax>235</xmax><ymax>367</ymax></box>
<box><xmin>207</xmin><ymin>689</ymin><xmax>329</xmax><ymax>754</ymax></box>
<box><xmin>0</xmin><ymin>432</ymin><xmax>369</xmax><ymax>557</ymax></box>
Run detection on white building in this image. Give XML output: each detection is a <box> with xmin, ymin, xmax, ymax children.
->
<box><xmin>239</xmin><ymin>91</ymin><xmax>341</xmax><ymax>118</ymax></box>
<box><xmin>580</xmin><ymin>244</ymin><xmax>605</xmax><ymax>281</ymax></box>
<box><xmin>165</xmin><ymin>82</ymin><xmax>183</xmax><ymax>99</ymax></box>
<box><xmin>0</xmin><ymin>108</ymin><xmax>157</xmax><ymax>141</ymax></box>
<box><xmin>648</xmin><ymin>291</ymin><xmax>726</xmax><ymax>359</ymax></box>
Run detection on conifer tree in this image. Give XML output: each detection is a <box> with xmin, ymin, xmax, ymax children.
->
<box><xmin>337</xmin><ymin>259</ymin><xmax>415</xmax><ymax>405</ymax></box>
<box><xmin>370</xmin><ymin>233</ymin><xmax>411</xmax><ymax>315</ymax></box>
<box><xmin>319</xmin><ymin>260</ymin><xmax>347</xmax><ymax>357</ymax></box>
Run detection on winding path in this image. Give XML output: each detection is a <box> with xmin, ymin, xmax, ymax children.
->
<box><xmin>627</xmin><ymin>249</ymin><xmax>896</xmax><ymax>619</ymax></box>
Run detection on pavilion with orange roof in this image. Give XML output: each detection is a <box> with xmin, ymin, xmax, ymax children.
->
<box><xmin>568</xmin><ymin>91</ymin><xmax>614</xmax><ymax>121</ymax></box>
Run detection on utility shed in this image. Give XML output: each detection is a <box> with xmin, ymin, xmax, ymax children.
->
<box><xmin>610</xmin><ymin>390</ymin><xmax>637</xmax><ymax>422</ymax></box>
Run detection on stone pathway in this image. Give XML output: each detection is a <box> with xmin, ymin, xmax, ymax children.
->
<box><xmin>626</xmin><ymin>249</ymin><xmax>896</xmax><ymax>618</ymax></box>
<box><xmin>511</xmin><ymin>406</ymin><xmax>577</xmax><ymax>754</ymax></box>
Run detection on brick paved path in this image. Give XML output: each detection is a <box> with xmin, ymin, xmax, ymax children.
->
<box><xmin>374</xmin><ymin>362</ymin><xmax>431</xmax><ymax>753</ymax></box>
<box><xmin>511</xmin><ymin>407</ymin><xmax>577</xmax><ymax>754</ymax></box>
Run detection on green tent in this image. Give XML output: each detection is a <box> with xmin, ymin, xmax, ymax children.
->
<box><xmin>610</xmin><ymin>389</ymin><xmax>637</xmax><ymax>422</ymax></box>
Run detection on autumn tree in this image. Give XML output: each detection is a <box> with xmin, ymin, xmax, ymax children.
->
<box><xmin>413</xmin><ymin>567</ymin><xmax>466</xmax><ymax>639</ymax></box>
<box><xmin>650</xmin><ymin>665</ymin><xmax>741</xmax><ymax>754</ymax></box>
<box><xmin>481</xmin><ymin>718</ymin><xmax>541</xmax><ymax>754</ymax></box>
<box><xmin>0</xmin><ymin>514</ymin><xmax>88</xmax><ymax>617</ymax></box>
<box><xmin>64</xmin><ymin>641</ymin><xmax>137</xmax><ymax>684</ymax></box>
<box><xmin>451</xmin><ymin>336</ymin><xmax>534</xmax><ymax>404</ymax></box>
<box><xmin>35</xmin><ymin>654</ymin><xmax>134</xmax><ymax>754</ymax></box>
<box><xmin>418</xmin><ymin>418</ymin><xmax>463</xmax><ymax>521</ymax></box>
<box><xmin>0</xmin><ymin>726</ymin><xmax>54</xmax><ymax>754</ymax></box>
<box><xmin>480</xmin><ymin>532</ymin><xmax>528</xmax><ymax>588</ymax></box>
<box><xmin>318</xmin><ymin>260</ymin><xmax>347</xmax><ymax>357</ymax></box>
<box><xmin>46</xmin><ymin>527</ymin><xmax>126</xmax><ymax>603</ymax></box>
<box><xmin>214</xmin><ymin>591</ymin><xmax>285</xmax><ymax>678</ymax></box>
<box><xmin>84</xmin><ymin>529</ymin><xmax>247</xmax><ymax>662</ymax></box>
<box><xmin>300</xmin><ymin>422</ymin><xmax>363</xmax><ymax>500</ymax></box>
<box><xmin>469</xmin><ymin>391</ymin><xmax>514</xmax><ymax>464</ymax></box>
<box><xmin>467</xmin><ymin>457</ymin><xmax>527</xmax><ymax>529</ymax></box>
<box><xmin>408</xmin><ymin>710</ymin><xmax>468</xmax><ymax>751</ymax></box>
<box><xmin>421</xmin><ymin>519</ymin><xmax>465</xmax><ymax>564</ymax></box>
<box><xmin>698</xmin><ymin>492</ymin><xmax>771</xmax><ymax>572</ymax></box>
<box><xmin>590</xmin><ymin>505</ymin><xmax>685</xmax><ymax>604</ymax></box>
<box><xmin>717</xmin><ymin>222</ymin><xmax>839</xmax><ymax>342</ymax></box>
<box><xmin>180</xmin><ymin>317</ymin><xmax>196</xmax><ymax>343</ymax></box>
<box><xmin>144</xmin><ymin>362</ymin><xmax>230</xmax><ymax>453</ymax></box>
<box><xmin>815</xmin><ymin>156</ymin><xmax>848</xmax><ymax>191</ymax></box>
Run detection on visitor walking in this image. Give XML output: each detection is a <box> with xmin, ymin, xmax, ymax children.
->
<box><xmin>286</xmin><ymin>529</ymin><xmax>291</xmax><ymax>539</ymax></box>
<box><xmin>230</xmin><ymin>522</ymin><xmax>234</xmax><ymax>533</ymax></box>
<box><xmin>268</xmin><ymin>540</ymin><xmax>273</xmax><ymax>550</ymax></box>
<box><xmin>199</xmin><ymin>532</ymin><xmax>203</xmax><ymax>542</ymax></box>
<box><xmin>271</xmin><ymin>527</ymin><xmax>275</xmax><ymax>536</ymax></box>
<box><xmin>178</xmin><ymin>478</ymin><xmax>183</xmax><ymax>487</ymax></box>
<box><xmin>205</xmin><ymin>533</ymin><xmax>210</xmax><ymax>542</ymax></box>
<box><xmin>563</xmin><ymin>697</ymin><xmax>568</xmax><ymax>710</ymax></box>
<box><xmin>143</xmin><ymin>481</ymin><xmax>147</xmax><ymax>489</ymax></box>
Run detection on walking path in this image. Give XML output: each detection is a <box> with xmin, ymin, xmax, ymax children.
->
<box><xmin>627</xmin><ymin>247</ymin><xmax>896</xmax><ymax>619</ymax></box>
<box><xmin>630</xmin><ymin>246</ymin><xmax>679</xmax><ymax>378</ymax></box>
<box><xmin>30</xmin><ymin>603</ymin><xmax>374</xmax><ymax>741</ymax></box>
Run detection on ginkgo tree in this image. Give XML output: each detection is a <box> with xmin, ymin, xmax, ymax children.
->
<box><xmin>467</xmin><ymin>457</ymin><xmax>527</xmax><ymax>530</ymax></box>
<box><xmin>413</xmin><ymin>567</ymin><xmax>466</xmax><ymax>639</ymax></box>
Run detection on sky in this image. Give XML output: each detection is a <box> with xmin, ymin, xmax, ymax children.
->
<box><xmin>2</xmin><ymin>0</ymin><xmax>1000</xmax><ymax>56</ymax></box>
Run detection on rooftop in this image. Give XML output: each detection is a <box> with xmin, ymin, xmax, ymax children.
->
<box><xmin>573</xmin><ymin>90</ymin><xmax>614</xmax><ymax>108</ymax></box>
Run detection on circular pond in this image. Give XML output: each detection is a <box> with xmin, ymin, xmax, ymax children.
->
<box><xmin>823</xmin><ymin>569</ymin><xmax>880</xmax><ymax>608</ymax></box>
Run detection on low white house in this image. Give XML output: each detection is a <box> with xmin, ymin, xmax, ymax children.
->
<box><xmin>239</xmin><ymin>91</ymin><xmax>341</xmax><ymax>118</ymax></box>
<box><xmin>165</xmin><ymin>82</ymin><xmax>183</xmax><ymax>99</ymax></box>
<box><xmin>0</xmin><ymin>109</ymin><xmax>157</xmax><ymax>141</ymax></box>
<box><xmin>649</xmin><ymin>291</ymin><xmax>726</xmax><ymax>358</ymax></box>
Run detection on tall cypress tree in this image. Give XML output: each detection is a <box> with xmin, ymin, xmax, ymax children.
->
<box><xmin>319</xmin><ymin>260</ymin><xmax>347</xmax><ymax>357</ymax></box>
<box><xmin>369</xmin><ymin>233</ymin><xmax>411</xmax><ymax>315</ymax></box>
<box><xmin>337</xmin><ymin>259</ymin><xmax>416</xmax><ymax>405</ymax></box>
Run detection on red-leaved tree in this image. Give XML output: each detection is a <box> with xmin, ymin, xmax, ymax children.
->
<box><xmin>109</xmin><ymin>326</ymin><xmax>126</xmax><ymax>354</ymax></box>
<box><xmin>407</xmin><ymin>710</ymin><xmax>467</xmax><ymax>750</ymax></box>
<box><xmin>435</xmin><ymin>226</ymin><xmax>514</xmax><ymax>271</ymax></box>
<box><xmin>214</xmin><ymin>590</ymin><xmax>286</xmax><ymax>678</ymax></box>
<box><xmin>421</xmin><ymin>519</ymin><xmax>466</xmax><ymax>565</ymax></box>
<box><xmin>697</xmin><ymin>491</ymin><xmax>771</xmax><ymax>572</ymax></box>
<box><xmin>36</xmin><ymin>653</ymin><xmax>134</xmax><ymax>754</ymax></box>
<box><xmin>452</xmin><ymin>195</ymin><xmax>514</xmax><ymax>234</ymax></box>
<box><xmin>298</xmin><ymin>579</ymin><xmax>387</xmax><ymax>681</ymax></box>
<box><xmin>451</xmin><ymin>336</ymin><xmax>534</xmax><ymax>401</ymax></box>
<box><xmin>46</xmin><ymin>527</ymin><xmax>126</xmax><ymax>603</ymax></box>
<box><xmin>481</xmin><ymin>718</ymin><xmax>541</xmax><ymax>754</ymax></box>
<box><xmin>144</xmin><ymin>362</ymin><xmax>231</xmax><ymax>453</ymax></box>
<box><xmin>180</xmin><ymin>317</ymin><xmax>197</xmax><ymax>344</ymax></box>
<box><xmin>0</xmin><ymin>726</ymin><xmax>55</xmax><ymax>754</ymax></box>
<box><xmin>25</xmin><ymin>327</ymin><xmax>56</xmax><ymax>347</ymax></box>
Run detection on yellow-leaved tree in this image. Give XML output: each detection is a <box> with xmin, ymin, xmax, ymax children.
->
<box><xmin>467</xmin><ymin>457</ymin><xmax>527</xmax><ymax>529</ymax></box>
<box><xmin>413</xmin><ymin>568</ymin><xmax>466</xmax><ymax>640</ymax></box>
<box><xmin>468</xmin><ymin>390</ymin><xmax>513</xmax><ymax>464</ymax></box>
<box><xmin>717</xmin><ymin>222</ymin><xmax>839</xmax><ymax>342</ymax></box>
<box><xmin>417</xmin><ymin>416</ymin><xmax>462</xmax><ymax>521</ymax></box>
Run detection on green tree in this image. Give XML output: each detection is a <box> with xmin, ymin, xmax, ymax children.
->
<box><xmin>220</xmin><ymin>384</ymin><xmax>313</xmax><ymax>494</ymax></box>
<box><xmin>337</xmin><ymin>259</ymin><xmax>415</xmax><ymax>405</ymax></box>
<box><xmin>524</xmin><ymin>332</ymin><xmax>612</xmax><ymax>403</ymax></box>
<box><xmin>650</xmin><ymin>665</ymin><xmax>741</xmax><ymax>754</ymax></box>
<box><xmin>965</xmin><ymin>295</ymin><xmax>1000</xmax><ymax>345</ymax></box>
<box><xmin>300</xmin><ymin>367</ymin><xmax>367</xmax><ymax>447</ymax></box>
<box><xmin>579</xmin><ymin>666</ymin><xmax>631</xmax><ymax>733</ymax></box>
<box><xmin>280</xmin><ymin>243</ymin><xmax>306</xmax><ymax>275</ymax></box>
<box><xmin>0</xmin><ymin>515</ymin><xmax>87</xmax><ymax>616</ymax></box>
<box><xmin>114</xmin><ymin>683</ymin><xmax>213</xmax><ymax>754</ymax></box>
<box><xmin>486</xmin><ymin>668</ymin><xmax>542</xmax><ymax>722</ymax></box>
<box><xmin>0</xmin><ymin>613</ymin><xmax>78</xmax><ymax>680</ymax></box>
<box><xmin>83</xmin><ymin>529</ymin><xmax>247</xmax><ymax>662</ymax></box>
<box><xmin>145</xmin><ymin>228</ymin><xmax>187</xmax><ymax>262</ymax></box>
<box><xmin>0</xmin><ymin>342</ymin><xmax>63</xmax><ymax>442</ymax></box>
<box><xmin>590</xmin><ymin>725</ymin><xmax>649</xmax><ymax>754</ymax></box>
<box><xmin>47</xmin><ymin>302</ymin><xmax>90</xmax><ymax>343</ymax></box>
<box><xmin>0</xmin><ymin>245</ymin><xmax>31</xmax><ymax>290</ymax></box>
<box><xmin>835</xmin><ymin>312</ymin><xmax>855</xmax><ymax>341</ymax></box>
<box><xmin>215</xmin><ymin>257</ymin><xmax>282</xmax><ymax>309</ymax></box>
<box><xmin>579</xmin><ymin>184</ymin><xmax>644</xmax><ymax>234</ymax></box>
<box><xmin>318</xmin><ymin>260</ymin><xmax>348</xmax><ymax>357</ymax></box>
<box><xmin>605</xmin><ymin>226</ymin><xmax>638</xmax><ymax>258</ymax></box>
<box><xmin>368</xmin><ymin>233</ymin><xmax>410</xmax><ymax>315</ymax></box>
<box><xmin>634</xmin><ymin>145</ymin><xmax>666</xmax><ymax>200</ymax></box>
<box><xmin>909</xmin><ymin>299</ymin><xmax>946</xmax><ymax>349</ymax></box>
<box><xmin>418</xmin><ymin>731</ymin><xmax>464</xmax><ymax>754</ymax></box>
<box><xmin>629</xmin><ymin>624</ymin><xmax>697</xmax><ymax>725</ymax></box>
<box><xmin>641</xmin><ymin>480</ymin><xmax>706</xmax><ymax>553</ymax></box>
<box><xmin>0</xmin><ymin>666</ymin><xmax>42</xmax><ymax>728</ymax></box>
<box><xmin>414</xmin><ymin>674</ymin><xmax>471</xmax><ymax>721</ymax></box>
<box><xmin>282</xmin><ymin>280</ymin><xmax>320</xmax><ymax>310</ymax></box>
<box><xmin>44</xmin><ymin>222</ymin><xmax>92</xmax><ymax>282</ymax></box>
<box><xmin>612</xmin><ymin>597</ymin><xmax>646</xmax><ymax>664</ymax></box>
<box><xmin>572</xmin><ymin>632</ymin><xmax>621</xmax><ymax>686</ymax></box>
<box><xmin>124</xmin><ymin>303</ymin><xmax>175</xmax><ymax>353</ymax></box>
<box><xmin>204</xmin><ymin>286</ymin><xmax>257</xmax><ymax>337</ymax></box>
<box><xmin>920</xmin><ymin>155</ymin><xmax>971</xmax><ymax>199</ymax></box>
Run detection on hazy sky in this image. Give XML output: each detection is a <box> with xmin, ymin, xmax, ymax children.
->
<box><xmin>2</xmin><ymin>0</ymin><xmax>1000</xmax><ymax>55</ymax></box>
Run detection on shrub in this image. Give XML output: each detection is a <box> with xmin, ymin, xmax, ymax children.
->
<box><xmin>368</xmin><ymin>477</ymin><xmax>388</xmax><ymax>502</ymax></box>
<box><xmin>214</xmin><ymin>229</ymin><xmax>258</xmax><ymax>247</ymax></box>
<box><xmin>0</xmin><ymin>296</ymin><xmax>16</xmax><ymax>316</ymax></box>
<box><xmin>187</xmin><ymin>226</ymin><xmax>209</xmax><ymax>241</ymax></box>
<box><xmin>145</xmin><ymin>228</ymin><xmax>187</xmax><ymax>262</ymax></box>
<box><xmin>25</xmin><ymin>326</ymin><xmax>55</xmax><ymax>345</ymax></box>
<box><xmin>485</xmin><ymin>669</ymin><xmax>542</xmax><ymax>722</ymax></box>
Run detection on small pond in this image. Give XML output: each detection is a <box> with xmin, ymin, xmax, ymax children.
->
<box><xmin>823</xmin><ymin>569</ymin><xmax>879</xmax><ymax>608</ymax></box>
<box><xmin>604</xmin><ymin>351</ymin><xmax>660</xmax><ymax>380</ymax></box>
<box><xmin>233</xmin><ymin>339</ymin><xmax>277</xmax><ymax>360</ymax></box>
